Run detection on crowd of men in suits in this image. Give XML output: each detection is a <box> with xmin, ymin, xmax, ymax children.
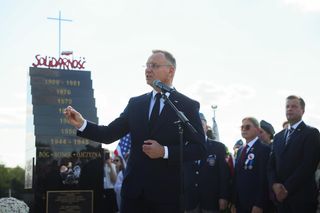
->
<box><xmin>64</xmin><ymin>50</ymin><xmax>320</xmax><ymax>213</ymax></box>
<box><xmin>185</xmin><ymin>95</ymin><xmax>320</xmax><ymax>213</ymax></box>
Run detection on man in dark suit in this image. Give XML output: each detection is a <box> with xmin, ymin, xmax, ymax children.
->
<box><xmin>268</xmin><ymin>95</ymin><xmax>320</xmax><ymax>213</ymax></box>
<box><xmin>184</xmin><ymin>113</ymin><xmax>231</xmax><ymax>213</ymax></box>
<box><xmin>234</xmin><ymin>117</ymin><xmax>270</xmax><ymax>213</ymax></box>
<box><xmin>64</xmin><ymin>50</ymin><xmax>206</xmax><ymax>213</ymax></box>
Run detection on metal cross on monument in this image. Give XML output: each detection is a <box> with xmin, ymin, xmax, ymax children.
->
<box><xmin>47</xmin><ymin>11</ymin><xmax>72</xmax><ymax>58</ymax></box>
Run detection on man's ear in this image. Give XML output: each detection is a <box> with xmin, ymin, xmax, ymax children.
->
<box><xmin>169</xmin><ymin>66</ymin><xmax>175</xmax><ymax>78</ymax></box>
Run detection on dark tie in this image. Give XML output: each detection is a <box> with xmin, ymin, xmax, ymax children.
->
<box><xmin>285</xmin><ymin>127</ymin><xmax>294</xmax><ymax>145</ymax></box>
<box><xmin>239</xmin><ymin>145</ymin><xmax>248</xmax><ymax>165</ymax></box>
<box><xmin>149</xmin><ymin>93</ymin><xmax>161</xmax><ymax>131</ymax></box>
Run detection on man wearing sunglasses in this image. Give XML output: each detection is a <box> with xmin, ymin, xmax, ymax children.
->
<box><xmin>268</xmin><ymin>95</ymin><xmax>320</xmax><ymax>213</ymax></box>
<box><xmin>234</xmin><ymin>117</ymin><xmax>271</xmax><ymax>213</ymax></box>
<box><xmin>64</xmin><ymin>50</ymin><xmax>206</xmax><ymax>213</ymax></box>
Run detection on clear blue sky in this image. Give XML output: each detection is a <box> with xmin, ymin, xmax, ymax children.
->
<box><xmin>1</xmin><ymin>0</ymin><xmax>320</xmax><ymax>167</ymax></box>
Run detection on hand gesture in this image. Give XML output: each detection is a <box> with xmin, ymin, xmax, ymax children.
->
<box><xmin>142</xmin><ymin>140</ymin><xmax>165</xmax><ymax>159</ymax></box>
<box><xmin>63</xmin><ymin>106</ymin><xmax>85</xmax><ymax>129</ymax></box>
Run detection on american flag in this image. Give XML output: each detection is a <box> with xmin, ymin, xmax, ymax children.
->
<box><xmin>114</xmin><ymin>133</ymin><xmax>131</xmax><ymax>159</ymax></box>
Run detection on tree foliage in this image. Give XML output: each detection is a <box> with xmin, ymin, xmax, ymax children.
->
<box><xmin>0</xmin><ymin>164</ymin><xmax>25</xmax><ymax>199</ymax></box>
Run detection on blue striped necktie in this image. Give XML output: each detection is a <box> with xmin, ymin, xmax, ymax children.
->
<box><xmin>285</xmin><ymin>127</ymin><xmax>294</xmax><ymax>145</ymax></box>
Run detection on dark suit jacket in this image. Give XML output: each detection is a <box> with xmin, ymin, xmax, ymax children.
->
<box><xmin>77</xmin><ymin>91</ymin><xmax>206</xmax><ymax>204</ymax></box>
<box><xmin>184</xmin><ymin>139</ymin><xmax>231</xmax><ymax>211</ymax></box>
<box><xmin>234</xmin><ymin>139</ymin><xmax>270</xmax><ymax>212</ymax></box>
<box><xmin>268</xmin><ymin>121</ymin><xmax>320</xmax><ymax>211</ymax></box>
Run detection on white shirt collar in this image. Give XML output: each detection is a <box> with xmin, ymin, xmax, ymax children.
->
<box><xmin>152</xmin><ymin>90</ymin><xmax>170</xmax><ymax>99</ymax></box>
<box><xmin>246</xmin><ymin>136</ymin><xmax>259</xmax><ymax>150</ymax></box>
<box><xmin>289</xmin><ymin>120</ymin><xmax>303</xmax><ymax>130</ymax></box>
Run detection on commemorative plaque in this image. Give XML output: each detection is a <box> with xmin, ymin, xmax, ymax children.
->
<box><xmin>46</xmin><ymin>190</ymin><xmax>93</xmax><ymax>213</ymax></box>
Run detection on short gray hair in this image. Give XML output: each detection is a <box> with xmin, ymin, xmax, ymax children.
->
<box><xmin>242</xmin><ymin>117</ymin><xmax>260</xmax><ymax>128</ymax></box>
<box><xmin>152</xmin><ymin>49</ymin><xmax>176</xmax><ymax>68</ymax></box>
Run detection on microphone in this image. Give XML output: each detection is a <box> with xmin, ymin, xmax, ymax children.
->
<box><xmin>152</xmin><ymin>80</ymin><xmax>175</xmax><ymax>93</ymax></box>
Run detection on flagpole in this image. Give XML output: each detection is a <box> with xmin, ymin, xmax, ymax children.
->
<box><xmin>211</xmin><ymin>105</ymin><xmax>220</xmax><ymax>141</ymax></box>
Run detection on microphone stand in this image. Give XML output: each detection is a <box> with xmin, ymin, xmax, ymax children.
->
<box><xmin>161</xmin><ymin>93</ymin><xmax>198</xmax><ymax>213</ymax></box>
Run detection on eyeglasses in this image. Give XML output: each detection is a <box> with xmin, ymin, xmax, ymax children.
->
<box><xmin>144</xmin><ymin>63</ymin><xmax>171</xmax><ymax>69</ymax></box>
<box><xmin>113</xmin><ymin>159</ymin><xmax>120</xmax><ymax>163</ymax></box>
<box><xmin>240</xmin><ymin>124</ymin><xmax>252</xmax><ymax>131</ymax></box>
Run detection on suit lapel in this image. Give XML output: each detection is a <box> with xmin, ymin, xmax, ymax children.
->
<box><xmin>248</xmin><ymin>141</ymin><xmax>257</xmax><ymax>153</ymax></box>
<box><xmin>292</xmin><ymin>121</ymin><xmax>305</xmax><ymax>141</ymax></box>
<box><xmin>246</xmin><ymin>140</ymin><xmax>259</xmax><ymax>170</ymax></box>
<box><xmin>199</xmin><ymin>141</ymin><xmax>211</xmax><ymax>166</ymax></box>
<box><xmin>281</xmin><ymin>122</ymin><xmax>306</xmax><ymax>153</ymax></box>
<box><xmin>236</xmin><ymin>145</ymin><xmax>247</xmax><ymax>170</ymax></box>
<box><xmin>278</xmin><ymin>130</ymin><xmax>287</xmax><ymax>154</ymax></box>
<box><xmin>143</xmin><ymin>92</ymin><xmax>153</xmax><ymax>134</ymax></box>
<box><xmin>236</xmin><ymin>140</ymin><xmax>259</xmax><ymax>170</ymax></box>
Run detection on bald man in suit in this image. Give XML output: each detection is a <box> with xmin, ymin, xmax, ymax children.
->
<box><xmin>64</xmin><ymin>50</ymin><xmax>206</xmax><ymax>213</ymax></box>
